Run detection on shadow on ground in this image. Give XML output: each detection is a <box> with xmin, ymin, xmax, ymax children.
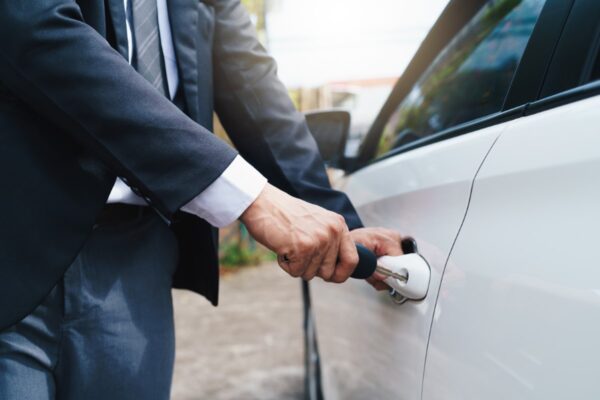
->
<box><xmin>171</xmin><ymin>263</ymin><xmax>304</xmax><ymax>400</ymax></box>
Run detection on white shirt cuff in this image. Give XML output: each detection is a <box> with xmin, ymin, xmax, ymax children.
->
<box><xmin>181</xmin><ymin>155</ymin><xmax>267</xmax><ymax>228</ymax></box>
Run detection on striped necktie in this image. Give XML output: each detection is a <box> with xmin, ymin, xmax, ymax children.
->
<box><xmin>129</xmin><ymin>0</ymin><xmax>169</xmax><ymax>97</ymax></box>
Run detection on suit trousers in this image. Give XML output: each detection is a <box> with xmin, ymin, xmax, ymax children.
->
<box><xmin>0</xmin><ymin>211</ymin><xmax>179</xmax><ymax>399</ymax></box>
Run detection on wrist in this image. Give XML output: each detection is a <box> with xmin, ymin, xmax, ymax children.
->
<box><xmin>240</xmin><ymin>182</ymin><xmax>272</xmax><ymax>225</ymax></box>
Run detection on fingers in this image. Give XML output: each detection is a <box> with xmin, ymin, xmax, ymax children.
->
<box><xmin>303</xmin><ymin>213</ymin><xmax>347</xmax><ymax>281</ymax></box>
<box><xmin>278</xmin><ymin>244</ymin><xmax>312</xmax><ymax>278</ymax></box>
<box><xmin>367</xmin><ymin>271</ymin><xmax>390</xmax><ymax>291</ymax></box>
<box><xmin>280</xmin><ymin>225</ymin><xmax>406</xmax><ymax>290</ymax></box>
<box><xmin>314</xmin><ymin>236</ymin><xmax>338</xmax><ymax>281</ymax></box>
<box><xmin>315</xmin><ymin>214</ymin><xmax>347</xmax><ymax>281</ymax></box>
<box><xmin>348</xmin><ymin>227</ymin><xmax>405</xmax><ymax>291</ymax></box>
<box><xmin>302</xmin><ymin>248</ymin><xmax>323</xmax><ymax>281</ymax></box>
<box><xmin>277</xmin><ymin>213</ymin><xmax>346</xmax><ymax>281</ymax></box>
<box><xmin>367</xmin><ymin>278</ymin><xmax>390</xmax><ymax>291</ymax></box>
<box><xmin>349</xmin><ymin>228</ymin><xmax>403</xmax><ymax>258</ymax></box>
<box><xmin>376</xmin><ymin>228</ymin><xmax>403</xmax><ymax>257</ymax></box>
<box><xmin>244</xmin><ymin>183</ymin><xmax>402</xmax><ymax>288</ymax></box>
<box><xmin>330</xmin><ymin>226</ymin><xmax>359</xmax><ymax>283</ymax></box>
<box><xmin>292</xmin><ymin>216</ymin><xmax>355</xmax><ymax>283</ymax></box>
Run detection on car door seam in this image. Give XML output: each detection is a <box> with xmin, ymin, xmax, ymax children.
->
<box><xmin>419</xmin><ymin>128</ymin><xmax>505</xmax><ymax>400</ymax></box>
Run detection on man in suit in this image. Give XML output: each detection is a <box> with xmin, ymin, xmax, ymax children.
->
<box><xmin>0</xmin><ymin>0</ymin><xmax>400</xmax><ymax>398</ymax></box>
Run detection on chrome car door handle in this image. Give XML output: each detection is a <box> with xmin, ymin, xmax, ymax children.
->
<box><xmin>377</xmin><ymin>253</ymin><xmax>430</xmax><ymax>301</ymax></box>
<box><xmin>353</xmin><ymin>244</ymin><xmax>431</xmax><ymax>301</ymax></box>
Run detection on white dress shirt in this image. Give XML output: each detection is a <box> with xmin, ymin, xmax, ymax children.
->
<box><xmin>108</xmin><ymin>0</ymin><xmax>267</xmax><ymax>228</ymax></box>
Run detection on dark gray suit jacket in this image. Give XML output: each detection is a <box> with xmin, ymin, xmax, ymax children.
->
<box><xmin>0</xmin><ymin>0</ymin><xmax>361</xmax><ymax>330</ymax></box>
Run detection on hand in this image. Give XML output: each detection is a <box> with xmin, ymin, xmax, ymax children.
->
<box><xmin>240</xmin><ymin>183</ymin><xmax>359</xmax><ymax>283</ymax></box>
<box><xmin>350</xmin><ymin>227</ymin><xmax>403</xmax><ymax>291</ymax></box>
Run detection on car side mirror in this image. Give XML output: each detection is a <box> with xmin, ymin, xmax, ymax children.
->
<box><xmin>305</xmin><ymin>110</ymin><xmax>350</xmax><ymax>170</ymax></box>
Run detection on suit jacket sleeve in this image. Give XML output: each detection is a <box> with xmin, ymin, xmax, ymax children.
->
<box><xmin>212</xmin><ymin>0</ymin><xmax>363</xmax><ymax>230</ymax></box>
<box><xmin>0</xmin><ymin>0</ymin><xmax>238</xmax><ymax>220</ymax></box>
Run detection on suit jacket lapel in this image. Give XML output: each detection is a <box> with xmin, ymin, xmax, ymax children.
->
<box><xmin>106</xmin><ymin>0</ymin><xmax>129</xmax><ymax>59</ymax></box>
<box><xmin>167</xmin><ymin>0</ymin><xmax>200</xmax><ymax>122</ymax></box>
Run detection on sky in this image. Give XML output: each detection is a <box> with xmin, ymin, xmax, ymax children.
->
<box><xmin>265</xmin><ymin>0</ymin><xmax>450</xmax><ymax>88</ymax></box>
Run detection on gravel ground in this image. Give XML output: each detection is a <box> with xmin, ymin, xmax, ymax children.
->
<box><xmin>171</xmin><ymin>263</ymin><xmax>305</xmax><ymax>400</ymax></box>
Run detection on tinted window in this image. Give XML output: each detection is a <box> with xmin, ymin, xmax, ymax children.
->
<box><xmin>376</xmin><ymin>0</ymin><xmax>546</xmax><ymax>157</ymax></box>
<box><xmin>592</xmin><ymin>48</ymin><xmax>600</xmax><ymax>81</ymax></box>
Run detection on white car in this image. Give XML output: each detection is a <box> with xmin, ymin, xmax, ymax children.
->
<box><xmin>304</xmin><ymin>0</ymin><xmax>600</xmax><ymax>399</ymax></box>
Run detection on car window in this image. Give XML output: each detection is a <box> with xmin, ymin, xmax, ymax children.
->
<box><xmin>536</xmin><ymin>0</ymin><xmax>600</xmax><ymax>97</ymax></box>
<box><xmin>592</xmin><ymin>47</ymin><xmax>600</xmax><ymax>82</ymax></box>
<box><xmin>376</xmin><ymin>0</ymin><xmax>546</xmax><ymax>157</ymax></box>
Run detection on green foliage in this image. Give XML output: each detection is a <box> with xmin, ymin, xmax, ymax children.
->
<box><xmin>219</xmin><ymin>223</ymin><xmax>276</xmax><ymax>268</ymax></box>
<box><xmin>220</xmin><ymin>242</ymin><xmax>276</xmax><ymax>268</ymax></box>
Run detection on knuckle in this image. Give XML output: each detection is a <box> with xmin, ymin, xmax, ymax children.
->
<box><xmin>311</xmin><ymin>236</ymin><xmax>323</xmax><ymax>250</ymax></box>
<box><xmin>316</xmin><ymin>229</ymin><xmax>329</xmax><ymax>243</ymax></box>
<box><xmin>388</xmin><ymin>229</ymin><xmax>402</xmax><ymax>240</ymax></box>
<box><xmin>327</xmin><ymin>222</ymin><xmax>339</xmax><ymax>235</ymax></box>
<box><xmin>299</xmin><ymin>237</ymin><xmax>315</xmax><ymax>251</ymax></box>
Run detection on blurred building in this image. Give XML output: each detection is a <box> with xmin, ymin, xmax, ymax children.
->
<box><xmin>265</xmin><ymin>0</ymin><xmax>448</xmax><ymax>148</ymax></box>
<box><xmin>291</xmin><ymin>77</ymin><xmax>397</xmax><ymax>155</ymax></box>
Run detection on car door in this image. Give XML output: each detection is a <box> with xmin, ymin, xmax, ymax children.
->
<box><xmin>422</xmin><ymin>1</ymin><xmax>600</xmax><ymax>399</ymax></box>
<box><xmin>308</xmin><ymin>0</ymin><xmax>556</xmax><ymax>398</ymax></box>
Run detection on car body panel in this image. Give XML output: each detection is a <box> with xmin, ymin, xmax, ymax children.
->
<box><xmin>311</xmin><ymin>125</ymin><xmax>504</xmax><ymax>400</ymax></box>
<box><xmin>422</xmin><ymin>94</ymin><xmax>600</xmax><ymax>399</ymax></box>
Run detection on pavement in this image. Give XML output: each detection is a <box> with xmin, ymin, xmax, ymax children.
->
<box><xmin>171</xmin><ymin>263</ymin><xmax>305</xmax><ymax>400</ymax></box>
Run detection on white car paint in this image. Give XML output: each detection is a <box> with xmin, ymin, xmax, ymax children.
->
<box><xmin>422</xmin><ymin>94</ymin><xmax>600</xmax><ymax>399</ymax></box>
<box><xmin>311</xmin><ymin>125</ymin><xmax>504</xmax><ymax>400</ymax></box>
